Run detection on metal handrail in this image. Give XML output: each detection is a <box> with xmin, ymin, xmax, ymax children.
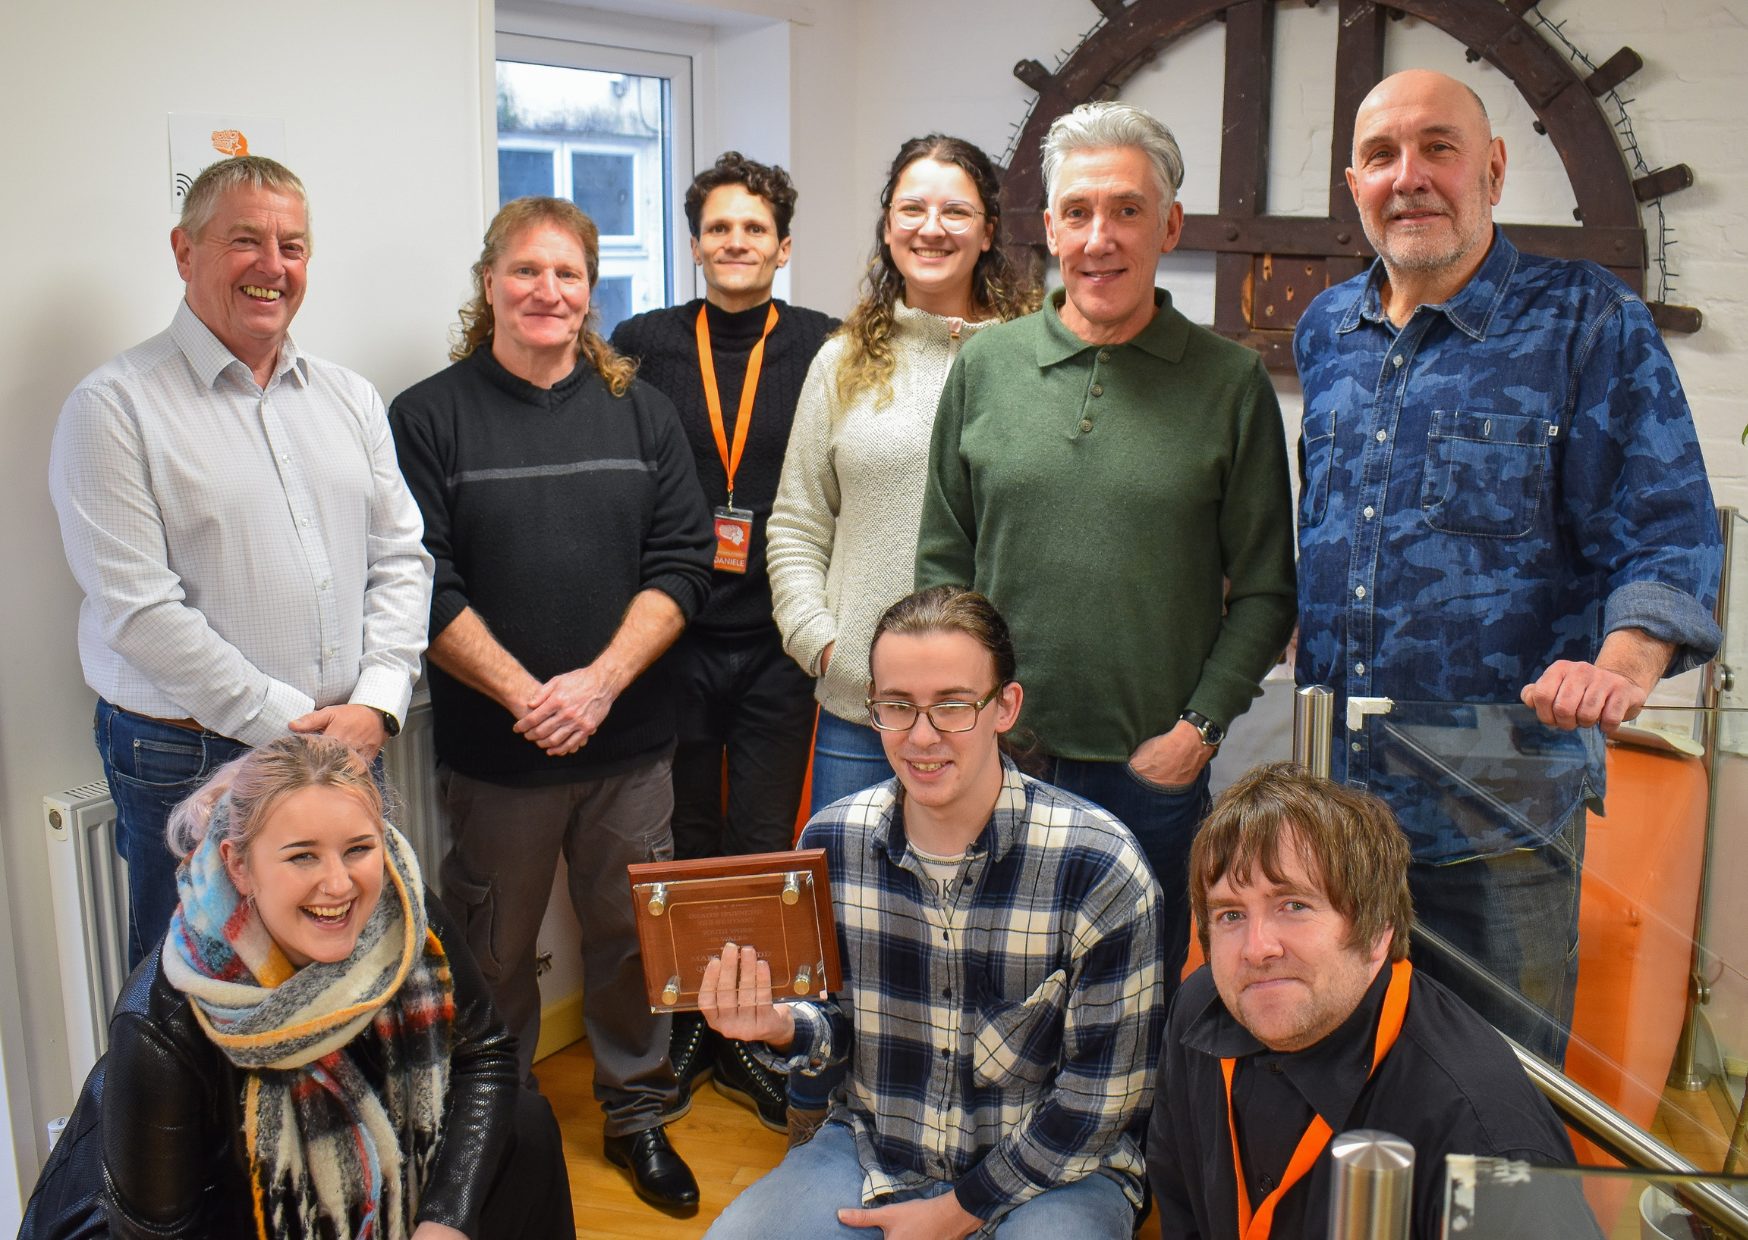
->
<box><xmin>1511</xmin><ymin>1038</ymin><xmax>1748</xmax><ymax>1236</ymax></box>
<box><xmin>1329</xmin><ymin>1130</ymin><xmax>1413</xmax><ymax>1240</ymax></box>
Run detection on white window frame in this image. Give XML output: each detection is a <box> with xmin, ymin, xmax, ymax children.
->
<box><xmin>493</xmin><ymin>32</ymin><xmax>697</xmax><ymax>307</ymax></box>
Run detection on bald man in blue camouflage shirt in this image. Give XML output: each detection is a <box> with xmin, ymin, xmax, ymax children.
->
<box><xmin>1293</xmin><ymin>69</ymin><xmax>1721</xmax><ymax>1064</ymax></box>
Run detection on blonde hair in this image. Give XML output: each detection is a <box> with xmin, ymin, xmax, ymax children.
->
<box><xmin>834</xmin><ymin>135</ymin><xmax>1038</xmax><ymax>409</ymax></box>
<box><xmin>451</xmin><ymin>196</ymin><xmax>637</xmax><ymax>397</ymax></box>
<box><xmin>166</xmin><ymin>734</ymin><xmax>385</xmax><ymax>863</ymax></box>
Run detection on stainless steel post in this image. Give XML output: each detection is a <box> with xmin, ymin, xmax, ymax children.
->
<box><xmin>1671</xmin><ymin>505</ymin><xmax>1734</xmax><ymax>1091</ymax></box>
<box><xmin>1294</xmin><ymin>684</ymin><xmax>1335</xmax><ymax>778</ymax></box>
<box><xmin>1328</xmin><ymin>1130</ymin><xmax>1413</xmax><ymax>1240</ymax></box>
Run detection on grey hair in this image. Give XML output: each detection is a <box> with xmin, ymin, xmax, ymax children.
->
<box><xmin>177</xmin><ymin>155</ymin><xmax>311</xmax><ymax>244</ymax></box>
<box><xmin>1041</xmin><ymin>101</ymin><xmax>1186</xmax><ymax>213</ymax></box>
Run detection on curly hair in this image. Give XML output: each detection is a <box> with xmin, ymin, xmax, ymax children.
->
<box><xmin>834</xmin><ymin>135</ymin><xmax>1039</xmax><ymax>409</ymax></box>
<box><xmin>165</xmin><ymin>734</ymin><xmax>387</xmax><ymax>863</ymax></box>
<box><xmin>684</xmin><ymin>151</ymin><xmax>799</xmax><ymax>240</ymax></box>
<box><xmin>451</xmin><ymin>196</ymin><xmax>636</xmax><ymax>396</ymax></box>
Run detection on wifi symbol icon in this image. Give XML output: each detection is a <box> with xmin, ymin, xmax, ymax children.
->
<box><xmin>174</xmin><ymin>172</ymin><xmax>194</xmax><ymax>200</ymax></box>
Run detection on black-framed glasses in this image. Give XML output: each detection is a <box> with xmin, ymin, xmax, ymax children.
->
<box><xmin>889</xmin><ymin>200</ymin><xmax>986</xmax><ymax>234</ymax></box>
<box><xmin>865</xmin><ymin>685</ymin><xmax>1004</xmax><ymax>733</ymax></box>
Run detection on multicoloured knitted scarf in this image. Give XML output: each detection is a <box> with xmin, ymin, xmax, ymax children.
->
<box><xmin>162</xmin><ymin>803</ymin><xmax>454</xmax><ymax>1240</ymax></box>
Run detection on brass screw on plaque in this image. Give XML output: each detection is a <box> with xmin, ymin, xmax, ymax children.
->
<box><xmin>792</xmin><ymin>964</ymin><xmax>812</xmax><ymax>994</ymax></box>
<box><xmin>782</xmin><ymin>872</ymin><xmax>801</xmax><ymax>905</ymax></box>
<box><xmin>662</xmin><ymin>976</ymin><xmax>680</xmax><ymax>1005</ymax></box>
<box><xmin>647</xmin><ymin>883</ymin><xmax>668</xmax><ymax>916</ymax></box>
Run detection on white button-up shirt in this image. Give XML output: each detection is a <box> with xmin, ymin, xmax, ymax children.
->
<box><xmin>50</xmin><ymin>301</ymin><xmax>433</xmax><ymax>746</ymax></box>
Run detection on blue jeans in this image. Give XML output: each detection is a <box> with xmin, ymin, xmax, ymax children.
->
<box><xmin>705</xmin><ymin>1120</ymin><xmax>1135</xmax><ymax>1238</ymax></box>
<box><xmin>95</xmin><ymin>700</ymin><xmax>249</xmax><ymax>968</ymax></box>
<box><xmin>1408</xmin><ymin>807</ymin><xmax>1586</xmax><ymax>1065</ymax></box>
<box><xmin>1044</xmin><ymin>757</ymin><xmax>1211</xmax><ymax>988</ymax></box>
<box><xmin>809</xmin><ymin>710</ymin><xmax>894</xmax><ymax>814</ymax></box>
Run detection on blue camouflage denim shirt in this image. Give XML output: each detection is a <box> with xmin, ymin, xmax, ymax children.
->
<box><xmin>1294</xmin><ymin>229</ymin><xmax>1721</xmax><ymax>862</ymax></box>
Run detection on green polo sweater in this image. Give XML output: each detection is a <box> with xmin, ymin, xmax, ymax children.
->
<box><xmin>915</xmin><ymin>289</ymin><xmax>1296</xmax><ymax>762</ymax></box>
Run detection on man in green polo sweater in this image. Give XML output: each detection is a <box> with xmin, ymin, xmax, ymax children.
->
<box><xmin>915</xmin><ymin>100</ymin><xmax>1295</xmax><ymax>986</ymax></box>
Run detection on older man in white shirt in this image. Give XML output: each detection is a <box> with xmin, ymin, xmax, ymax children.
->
<box><xmin>49</xmin><ymin>155</ymin><xmax>432</xmax><ymax>965</ymax></box>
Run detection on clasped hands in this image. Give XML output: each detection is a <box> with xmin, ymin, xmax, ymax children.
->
<box><xmin>696</xmin><ymin>944</ymin><xmax>982</xmax><ymax>1239</ymax></box>
<box><xmin>511</xmin><ymin>664</ymin><xmax>619</xmax><ymax>758</ymax></box>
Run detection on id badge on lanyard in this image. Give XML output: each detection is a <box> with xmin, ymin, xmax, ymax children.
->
<box><xmin>713</xmin><ymin>505</ymin><xmax>754</xmax><ymax>574</ymax></box>
<box><xmin>698</xmin><ymin>302</ymin><xmax>778</xmax><ymax>576</ymax></box>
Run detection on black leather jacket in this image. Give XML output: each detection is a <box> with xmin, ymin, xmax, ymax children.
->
<box><xmin>100</xmin><ymin>894</ymin><xmax>518</xmax><ymax>1238</ymax></box>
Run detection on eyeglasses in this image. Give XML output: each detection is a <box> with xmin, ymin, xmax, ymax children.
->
<box><xmin>866</xmin><ymin>685</ymin><xmax>1003</xmax><ymax>733</ymax></box>
<box><xmin>889</xmin><ymin>201</ymin><xmax>986</xmax><ymax>234</ymax></box>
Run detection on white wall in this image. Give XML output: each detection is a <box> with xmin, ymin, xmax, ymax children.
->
<box><xmin>0</xmin><ymin>0</ymin><xmax>489</xmax><ymax>1208</ymax></box>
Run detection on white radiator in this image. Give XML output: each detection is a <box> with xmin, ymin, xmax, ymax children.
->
<box><xmin>42</xmin><ymin>782</ymin><xmax>128</xmax><ymax>1098</ymax></box>
<box><xmin>42</xmin><ymin>695</ymin><xmax>448</xmax><ymax>1098</ymax></box>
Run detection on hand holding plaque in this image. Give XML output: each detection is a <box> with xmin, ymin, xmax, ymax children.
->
<box><xmin>697</xmin><ymin>943</ymin><xmax>799</xmax><ymax>1047</ymax></box>
<box><xmin>627</xmin><ymin>849</ymin><xmax>840</xmax><ymax>1013</ymax></box>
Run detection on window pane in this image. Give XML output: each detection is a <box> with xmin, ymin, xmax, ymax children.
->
<box><xmin>497</xmin><ymin>58</ymin><xmax>673</xmax><ymax>314</ymax></box>
<box><xmin>592</xmin><ymin>276</ymin><xmax>633</xmax><ymax>338</ymax></box>
<box><xmin>498</xmin><ymin>148</ymin><xmax>554</xmax><ymax>204</ymax></box>
<box><xmin>571</xmin><ymin>152</ymin><xmax>635</xmax><ymax>234</ymax></box>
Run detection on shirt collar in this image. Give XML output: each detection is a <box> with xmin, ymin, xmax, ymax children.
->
<box><xmin>172</xmin><ymin>299</ymin><xmax>308</xmax><ymax>391</ymax></box>
<box><xmin>1034</xmin><ymin>287</ymin><xmax>1187</xmax><ymax>367</ymax></box>
<box><xmin>874</xmin><ymin>755</ymin><xmax>1029</xmax><ymax>868</ymax></box>
<box><xmin>1180</xmin><ymin>960</ymin><xmax>1396</xmax><ymax>1129</ymax></box>
<box><xmin>1341</xmin><ymin>226</ymin><xmax>1519</xmax><ymax>341</ymax></box>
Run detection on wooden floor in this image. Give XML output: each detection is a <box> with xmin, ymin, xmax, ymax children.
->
<box><xmin>543</xmin><ymin>1036</ymin><xmax>1165</xmax><ymax>1238</ymax></box>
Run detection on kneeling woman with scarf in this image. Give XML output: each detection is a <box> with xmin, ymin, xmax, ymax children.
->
<box><xmin>99</xmin><ymin>733</ymin><xmax>574</xmax><ymax>1240</ymax></box>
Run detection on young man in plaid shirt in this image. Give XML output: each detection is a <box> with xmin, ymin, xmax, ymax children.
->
<box><xmin>700</xmin><ymin>586</ymin><xmax>1165</xmax><ymax>1238</ymax></box>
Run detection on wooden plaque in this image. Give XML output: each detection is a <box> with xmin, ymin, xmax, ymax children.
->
<box><xmin>627</xmin><ymin>848</ymin><xmax>840</xmax><ymax>1013</ymax></box>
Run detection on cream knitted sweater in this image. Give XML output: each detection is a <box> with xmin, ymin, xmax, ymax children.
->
<box><xmin>768</xmin><ymin>300</ymin><xmax>998</xmax><ymax>722</ymax></box>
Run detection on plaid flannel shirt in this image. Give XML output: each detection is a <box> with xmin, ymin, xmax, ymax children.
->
<box><xmin>771</xmin><ymin>759</ymin><xmax>1164</xmax><ymax>1227</ymax></box>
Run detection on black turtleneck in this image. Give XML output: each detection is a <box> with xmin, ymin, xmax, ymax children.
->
<box><xmin>611</xmin><ymin>296</ymin><xmax>837</xmax><ymax>635</ymax></box>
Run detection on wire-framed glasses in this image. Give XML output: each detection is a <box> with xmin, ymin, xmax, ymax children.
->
<box><xmin>866</xmin><ymin>685</ymin><xmax>1003</xmax><ymax>733</ymax></box>
<box><xmin>889</xmin><ymin>200</ymin><xmax>986</xmax><ymax>234</ymax></box>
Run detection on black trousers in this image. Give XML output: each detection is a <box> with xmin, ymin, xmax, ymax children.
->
<box><xmin>669</xmin><ymin>626</ymin><xmax>816</xmax><ymax>860</ymax></box>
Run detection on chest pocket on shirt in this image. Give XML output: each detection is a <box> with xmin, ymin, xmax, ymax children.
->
<box><xmin>1298</xmin><ymin>405</ymin><xmax>1337</xmax><ymax>528</ymax></box>
<box><xmin>970</xmin><ymin>967</ymin><xmax>1068</xmax><ymax>1088</ymax></box>
<box><xmin>1420</xmin><ymin>409</ymin><xmax>1552</xmax><ymax>538</ymax></box>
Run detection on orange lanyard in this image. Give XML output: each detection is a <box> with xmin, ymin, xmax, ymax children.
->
<box><xmin>1220</xmin><ymin>958</ymin><xmax>1412</xmax><ymax>1240</ymax></box>
<box><xmin>695</xmin><ymin>302</ymin><xmax>778</xmax><ymax>507</ymax></box>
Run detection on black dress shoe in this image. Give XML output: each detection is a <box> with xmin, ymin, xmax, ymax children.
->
<box><xmin>711</xmin><ymin>1038</ymin><xmax>788</xmax><ymax>1133</ymax></box>
<box><xmin>603</xmin><ymin>1125</ymin><xmax>700</xmax><ymax>1215</ymax></box>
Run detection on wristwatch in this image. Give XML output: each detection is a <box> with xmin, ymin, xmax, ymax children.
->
<box><xmin>376</xmin><ymin>709</ymin><xmax>401</xmax><ymax>738</ymax></box>
<box><xmin>1179</xmin><ymin>710</ymin><xmax>1225</xmax><ymax>748</ymax></box>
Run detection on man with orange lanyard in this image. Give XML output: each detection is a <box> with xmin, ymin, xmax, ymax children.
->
<box><xmin>611</xmin><ymin>152</ymin><xmax>837</xmax><ymax>1131</ymax></box>
<box><xmin>1149</xmin><ymin>763</ymin><xmax>1584</xmax><ymax>1239</ymax></box>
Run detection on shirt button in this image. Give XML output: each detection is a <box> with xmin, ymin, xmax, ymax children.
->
<box><xmin>1354</xmin><ymin>662</ymin><xmax>1365</xmax><ymax>675</ymax></box>
<box><xmin>1097</xmin><ymin>349</ymin><xmax>1112</xmax><ymax>363</ymax></box>
<box><xmin>940</xmin><ymin>1047</ymin><xmax>950</xmax><ymax>1059</ymax></box>
<box><xmin>1352</xmin><ymin>741</ymin><xmax>1363</xmax><ymax>753</ymax></box>
<box><xmin>1392</xmin><ymin>354</ymin><xmax>1405</xmax><ymax>368</ymax></box>
<box><xmin>299</xmin><ymin>517</ymin><xmax>310</xmax><ymax>527</ymax></box>
<box><xmin>1079</xmin><ymin>418</ymin><xmax>1094</xmax><ymax>433</ymax></box>
<box><xmin>942</xmin><ymin>987</ymin><xmax>951</xmax><ymax>999</ymax></box>
<box><xmin>1260</xmin><ymin>1174</ymin><xmax>1276</xmax><ymax>1191</ymax></box>
<box><xmin>319</xmin><ymin>579</ymin><xmax>331</xmax><ymax>590</ymax></box>
<box><xmin>1363</xmin><ymin>505</ymin><xmax>1376</xmax><ymax>519</ymax></box>
<box><xmin>1354</xmin><ymin>586</ymin><xmax>1366</xmax><ymax>599</ymax></box>
<box><xmin>1089</xmin><ymin>383</ymin><xmax>1103</xmax><ymax>397</ymax></box>
<box><xmin>1374</xmin><ymin>430</ymin><xmax>1386</xmax><ymax>443</ymax></box>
